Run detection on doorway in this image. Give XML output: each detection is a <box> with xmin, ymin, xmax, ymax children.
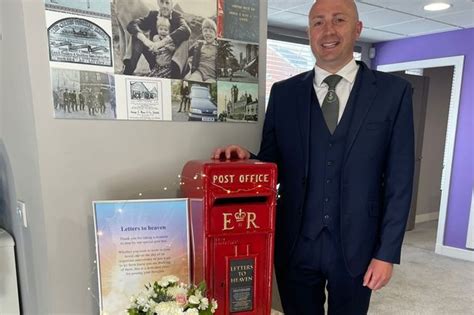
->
<box><xmin>377</xmin><ymin>56</ymin><xmax>465</xmax><ymax>259</ymax></box>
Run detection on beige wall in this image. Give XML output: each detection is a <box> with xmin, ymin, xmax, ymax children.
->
<box><xmin>416</xmin><ymin>67</ymin><xmax>454</xmax><ymax>216</ymax></box>
<box><xmin>2</xmin><ymin>0</ymin><xmax>268</xmax><ymax>313</ymax></box>
<box><xmin>1</xmin><ymin>0</ymin><xmax>51</xmax><ymax>314</ymax></box>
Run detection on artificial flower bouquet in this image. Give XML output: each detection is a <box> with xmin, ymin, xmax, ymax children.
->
<box><xmin>127</xmin><ymin>275</ymin><xmax>218</xmax><ymax>315</ymax></box>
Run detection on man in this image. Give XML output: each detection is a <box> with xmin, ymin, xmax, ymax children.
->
<box><xmin>212</xmin><ymin>0</ymin><xmax>414</xmax><ymax>314</ymax></box>
<box><xmin>124</xmin><ymin>0</ymin><xmax>191</xmax><ymax>77</ymax></box>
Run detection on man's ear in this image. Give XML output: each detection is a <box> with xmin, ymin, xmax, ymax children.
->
<box><xmin>355</xmin><ymin>21</ymin><xmax>363</xmax><ymax>39</ymax></box>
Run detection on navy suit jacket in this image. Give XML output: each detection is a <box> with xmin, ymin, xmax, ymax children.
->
<box><xmin>257</xmin><ymin>62</ymin><xmax>414</xmax><ymax>276</ymax></box>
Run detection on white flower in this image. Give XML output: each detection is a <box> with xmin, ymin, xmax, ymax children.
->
<box><xmin>154</xmin><ymin>301</ymin><xmax>184</xmax><ymax>315</ymax></box>
<box><xmin>168</xmin><ymin>286</ymin><xmax>188</xmax><ymax>299</ymax></box>
<box><xmin>185</xmin><ymin>308</ymin><xmax>199</xmax><ymax>315</ymax></box>
<box><xmin>157</xmin><ymin>275</ymin><xmax>179</xmax><ymax>288</ymax></box>
<box><xmin>211</xmin><ymin>299</ymin><xmax>218</xmax><ymax>313</ymax></box>
<box><xmin>188</xmin><ymin>295</ymin><xmax>200</xmax><ymax>305</ymax></box>
<box><xmin>136</xmin><ymin>292</ymin><xmax>149</xmax><ymax>307</ymax></box>
<box><xmin>199</xmin><ymin>297</ymin><xmax>209</xmax><ymax>310</ymax></box>
<box><xmin>162</xmin><ymin>275</ymin><xmax>179</xmax><ymax>284</ymax></box>
<box><xmin>194</xmin><ymin>289</ymin><xmax>203</xmax><ymax>299</ymax></box>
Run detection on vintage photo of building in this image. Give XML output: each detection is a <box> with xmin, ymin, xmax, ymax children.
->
<box><xmin>217</xmin><ymin>81</ymin><xmax>258</xmax><ymax>122</ymax></box>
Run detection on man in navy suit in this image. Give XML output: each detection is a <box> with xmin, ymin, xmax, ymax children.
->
<box><xmin>213</xmin><ymin>0</ymin><xmax>414</xmax><ymax>313</ymax></box>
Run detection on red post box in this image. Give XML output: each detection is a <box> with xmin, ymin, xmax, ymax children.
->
<box><xmin>181</xmin><ymin>160</ymin><xmax>277</xmax><ymax>315</ymax></box>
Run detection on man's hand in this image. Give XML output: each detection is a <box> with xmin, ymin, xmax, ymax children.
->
<box><xmin>363</xmin><ymin>258</ymin><xmax>393</xmax><ymax>291</ymax></box>
<box><xmin>212</xmin><ymin>145</ymin><xmax>250</xmax><ymax>160</ymax></box>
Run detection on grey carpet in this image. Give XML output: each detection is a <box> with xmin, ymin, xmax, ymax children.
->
<box><xmin>369</xmin><ymin>221</ymin><xmax>474</xmax><ymax>314</ymax></box>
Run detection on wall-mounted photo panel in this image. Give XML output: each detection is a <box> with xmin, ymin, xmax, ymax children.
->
<box><xmin>112</xmin><ymin>0</ymin><xmax>217</xmax><ymax>82</ymax></box>
<box><xmin>43</xmin><ymin>0</ymin><xmax>260</xmax><ymax>123</ymax></box>
<box><xmin>217</xmin><ymin>0</ymin><xmax>259</xmax><ymax>44</ymax></box>
<box><xmin>217</xmin><ymin>40</ymin><xmax>258</xmax><ymax>83</ymax></box>
<box><xmin>51</xmin><ymin>68</ymin><xmax>116</xmax><ymax>119</ymax></box>
<box><xmin>45</xmin><ymin>0</ymin><xmax>111</xmax><ymax>18</ymax></box>
<box><xmin>217</xmin><ymin>81</ymin><xmax>258</xmax><ymax>122</ymax></box>
<box><xmin>94</xmin><ymin>199</ymin><xmax>191</xmax><ymax>315</ymax></box>
<box><xmin>172</xmin><ymin>80</ymin><xmax>218</xmax><ymax>122</ymax></box>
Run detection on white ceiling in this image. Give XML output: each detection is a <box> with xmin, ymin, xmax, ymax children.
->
<box><xmin>268</xmin><ymin>0</ymin><xmax>474</xmax><ymax>43</ymax></box>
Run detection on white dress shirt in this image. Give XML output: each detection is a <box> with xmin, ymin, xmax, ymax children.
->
<box><xmin>313</xmin><ymin>59</ymin><xmax>359</xmax><ymax>123</ymax></box>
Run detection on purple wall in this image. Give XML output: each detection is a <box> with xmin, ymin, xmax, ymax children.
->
<box><xmin>373</xmin><ymin>28</ymin><xmax>474</xmax><ymax>250</ymax></box>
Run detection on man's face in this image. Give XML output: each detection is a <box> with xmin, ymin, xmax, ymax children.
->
<box><xmin>158</xmin><ymin>0</ymin><xmax>172</xmax><ymax>18</ymax></box>
<box><xmin>308</xmin><ymin>0</ymin><xmax>362</xmax><ymax>71</ymax></box>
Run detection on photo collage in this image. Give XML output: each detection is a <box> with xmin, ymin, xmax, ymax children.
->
<box><xmin>44</xmin><ymin>0</ymin><xmax>260</xmax><ymax>123</ymax></box>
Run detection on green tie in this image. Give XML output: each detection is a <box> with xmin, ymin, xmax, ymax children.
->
<box><xmin>321</xmin><ymin>74</ymin><xmax>343</xmax><ymax>134</ymax></box>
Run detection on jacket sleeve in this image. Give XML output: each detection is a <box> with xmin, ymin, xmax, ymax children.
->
<box><xmin>374</xmin><ymin>82</ymin><xmax>415</xmax><ymax>264</ymax></box>
<box><xmin>127</xmin><ymin>11</ymin><xmax>158</xmax><ymax>37</ymax></box>
<box><xmin>169</xmin><ymin>12</ymin><xmax>191</xmax><ymax>46</ymax></box>
<box><xmin>255</xmin><ymin>83</ymin><xmax>280</xmax><ymax>164</ymax></box>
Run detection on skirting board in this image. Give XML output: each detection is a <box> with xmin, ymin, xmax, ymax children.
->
<box><xmin>415</xmin><ymin>211</ymin><xmax>439</xmax><ymax>224</ymax></box>
<box><xmin>435</xmin><ymin>244</ymin><xmax>474</xmax><ymax>262</ymax></box>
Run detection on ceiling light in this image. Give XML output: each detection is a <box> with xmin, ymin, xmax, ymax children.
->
<box><xmin>424</xmin><ymin>2</ymin><xmax>452</xmax><ymax>11</ymax></box>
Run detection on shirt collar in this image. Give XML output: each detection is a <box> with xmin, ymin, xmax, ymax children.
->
<box><xmin>314</xmin><ymin>58</ymin><xmax>359</xmax><ymax>87</ymax></box>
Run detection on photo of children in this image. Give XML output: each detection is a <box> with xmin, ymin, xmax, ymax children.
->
<box><xmin>185</xmin><ymin>18</ymin><xmax>217</xmax><ymax>83</ymax></box>
<box><xmin>148</xmin><ymin>17</ymin><xmax>176</xmax><ymax>78</ymax></box>
<box><xmin>112</xmin><ymin>0</ymin><xmax>217</xmax><ymax>80</ymax></box>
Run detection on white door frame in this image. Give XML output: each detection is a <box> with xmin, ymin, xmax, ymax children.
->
<box><xmin>378</xmin><ymin>56</ymin><xmax>474</xmax><ymax>261</ymax></box>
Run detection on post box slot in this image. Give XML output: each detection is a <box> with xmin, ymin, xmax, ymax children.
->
<box><xmin>213</xmin><ymin>196</ymin><xmax>268</xmax><ymax>206</ymax></box>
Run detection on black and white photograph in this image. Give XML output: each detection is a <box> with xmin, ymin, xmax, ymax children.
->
<box><xmin>48</xmin><ymin>17</ymin><xmax>112</xmax><ymax>66</ymax></box>
<box><xmin>171</xmin><ymin>80</ymin><xmax>217</xmax><ymax>122</ymax></box>
<box><xmin>217</xmin><ymin>40</ymin><xmax>258</xmax><ymax>83</ymax></box>
<box><xmin>112</xmin><ymin>0</ymin><xmax>217</xmax><ymax>82</ymax></box>
<box><xmin>217</xmin><ymin>0</ymin><xmax>259</xmax><ymax>44</ymax></box>
<box><xmin>217</xmin><ymin>81</ymin><xmax>258</xmax><ymax>122</ymax></box>
<box><xmin>51</xmin><ymin>68</ymin><xmax>116</xmax><ymax>119</ymax></box>
<box><xmin>44</xmin><ymin>0</ymin><xmax>111</xmax><ymax>18</ymax></box>
<box><xmin>126</xmin><ymin>79</ymin><xmax>164</xmax><ymax>120</ymax></box>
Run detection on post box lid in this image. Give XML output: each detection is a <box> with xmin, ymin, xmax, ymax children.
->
<box><xmin>182</xmin><ymin>159</ymin><xmax>278</xmax><ymax>199</ymax></box>
<box><xmin>0</xmin><ymin>229</ymin><xmax>15</xmax><ymax>247</ymax></box>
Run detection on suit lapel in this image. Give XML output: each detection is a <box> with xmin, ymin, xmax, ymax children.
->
<box><xmin>296</xmin><ymin>70</ymin><xmax>315</xmax><ymax>177</ymax></box>
<box><xmin>343</xmin><ymin>62</ymin><xmax>377</xmax><ymax>164</ymax></box>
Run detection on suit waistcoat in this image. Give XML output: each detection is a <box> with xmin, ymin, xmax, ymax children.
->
<box><xmin>301</xmin><ymin>88</ymin><xmax>356</xmax><ymax>240</ymax></box>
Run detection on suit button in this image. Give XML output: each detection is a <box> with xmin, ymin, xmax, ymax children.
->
<box><xmin>326</xmin><ymin>179</ymin><xmax>332</xmax><ymax>184</ymax></box>
<box><xmin>327</xmin><ymin>161</ymin><xmax>334</xmax><ymax>166</ymax></box>
<box><xmin>324</xmin><ymin>215</ymin><xmax>330</xmax><ymax>220</ymax></box>
<box><xmin>324</xmin><ymin>197</ymin><xmax>329</xmax><ymax>202</ymax></box>
<box><xmin>328</xmin><ymin>142</ymin><xmax>333</xmax><ymax>148</ymax></box>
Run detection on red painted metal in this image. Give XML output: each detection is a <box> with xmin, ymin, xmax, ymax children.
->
<box><xmin>182</xmin><ymin>160</ymin><xmax>277</xmax><ymax>315</ymax></box>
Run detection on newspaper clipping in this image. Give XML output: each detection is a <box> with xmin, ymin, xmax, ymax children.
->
<box><xmin>126</xmin><ymin>79</ymin><xmax>164</xmax><ymax>120</ymax></box>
